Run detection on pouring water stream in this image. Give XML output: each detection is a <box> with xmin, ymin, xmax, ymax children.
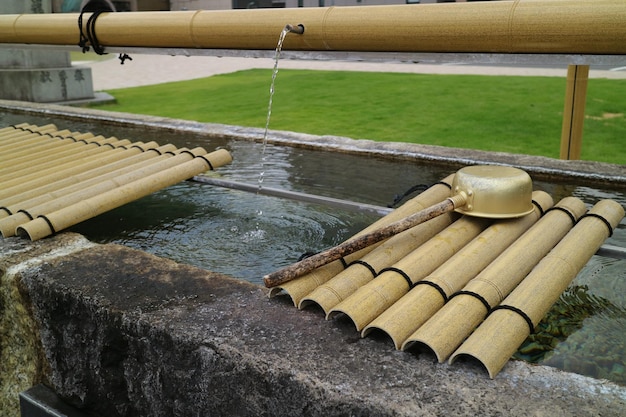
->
<box><xmin>257</xmin><ymin>26</ymin><xmax>293</xmax><ymax>216</ymax></box>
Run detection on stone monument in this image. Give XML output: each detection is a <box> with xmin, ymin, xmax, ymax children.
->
<box><xmin>0</xmin><ymin>0</ymin><xmax>99</xmax><ymax>104</ymax></box>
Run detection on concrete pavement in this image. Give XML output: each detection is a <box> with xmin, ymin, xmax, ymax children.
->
<box><xmin>81</xmin><ymin>53</ymin><xmax>626</xmax><ymax>91</ymax></box>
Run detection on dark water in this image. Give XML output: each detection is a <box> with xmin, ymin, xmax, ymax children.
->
<box><xmin>2</xmin><ymin>111</ymin><xmax>625</xmax><ymax>385</ymax></box>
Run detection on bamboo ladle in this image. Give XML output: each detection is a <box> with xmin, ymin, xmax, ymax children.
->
<box><xmin>263</xmin><ymin>165</ymin><xmax>534</xmax><ymax>288</ymax></box>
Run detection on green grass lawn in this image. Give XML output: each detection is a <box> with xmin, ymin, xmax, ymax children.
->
<box><xmin>91</xmin><ymin>69</ymin><xmax>626</xmax><ymax>164</ymax></box>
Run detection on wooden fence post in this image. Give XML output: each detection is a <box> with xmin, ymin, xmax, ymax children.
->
<box><xmin>560</xmin><ymin>65</ymin><xmax>590</xmax><ymax>160</ymax></box>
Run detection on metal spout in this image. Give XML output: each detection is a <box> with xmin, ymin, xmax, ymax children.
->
<box><xmin>286</xmin><ymin>24</ymin><xmax>305</xmax><ymax>34</ymax></box>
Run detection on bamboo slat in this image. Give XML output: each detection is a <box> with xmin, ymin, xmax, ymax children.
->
<box><xmin>0</xmin><ymin>124</ymin><xmax>232</xmax><ymax>240</ymax></box>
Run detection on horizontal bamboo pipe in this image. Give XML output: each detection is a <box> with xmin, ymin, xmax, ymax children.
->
<box><xmin>1</xmin><ymin>1</ymin><xmax>625</xmax><ymax>55</ymax></box>
<box><xmin>16</xmin><ymin>148</ymin><xmax>233</xmax><ymax>241</ymax></box>
<box><xmin>450</xmin><ymin>199</ymin><xmax>624</xmax><ymax>378</ymax></box>
<box><xmin>362</xmin><ymin>191</ymin><xmax>552</xmax><ymax>349</ymax></box>
<box><xmin>401</xmin><ymin>196</ymin><xmax>588</xmax><ymax>361</ymax></box>
<box><xmin>266</xmin><ymin>174</ymin><xmax>454</xmax><ymax>305</ymax></box>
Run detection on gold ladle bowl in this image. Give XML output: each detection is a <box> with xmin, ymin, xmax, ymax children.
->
<box><xmin>451</xmin><ymin>165</ymin><xmax>534</xmax><ymax>219</ymax></box>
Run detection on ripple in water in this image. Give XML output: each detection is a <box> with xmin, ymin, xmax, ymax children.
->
<box><xmin>70</xmin><ymin>181</ymin><xmax>377</xmax><ymax>284</ymax></box>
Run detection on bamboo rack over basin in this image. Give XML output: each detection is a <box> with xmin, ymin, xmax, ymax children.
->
<box><xmin>0</xmin><ymin>0</ymin><xmax>625</xmax><ymax>55</ymax></box>
<box><xmin>269</xmin><ymin>176</ymin><xmax>625</xmax><ymax>379</ymax></box>
<box><xmin>0</xmin><ymin>123</ymin><xmax>232</xmax><ymax>241</ymax></box>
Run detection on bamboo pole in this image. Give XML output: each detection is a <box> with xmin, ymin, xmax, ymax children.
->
<box><xmin>0</xmin><ymin>1</ymin><xmax>625</xmax><ymax>54</ymax></box>
<box><xmin>559</xmin><ymin>65</ymin><xmax>589</xmax><ymax>160</ymax></box>
<box><xmin>328</xmin><ymin>215</ymin><xmax>492</xmax><ymax>331</ymax></box>
<box><xmin>0</xmin><ymin>140</ymin><xmax>147</xmax><ymax>188</ymax></box>
<box><xmin>450</xmin><ymin>199</ymin><xmax>624</xmax><ymax>378</ymax></box>
<box><xmin>0</xmin><ymin>129</ymin><xmax>71</xmax><ymax>159</ymax></box>
<box><xmin>15</xmin><ymin>148</ymin><xmax>233</xmax><ymax>241</ymax></box>
<box><xmin>362</xmin><ymin>191</ymin><xmax>552</xmax><ymax>349</ymax></box>
<box><xmin>263</xmin><ymin>194</ymin><xmax>466</xmax><ymax>288</ymax></box>
<box><xmin>0</xmin><ymin>132</ymin><xmax>95</xmax><ymax>163</ymax></box>
<box><xmin>0</xmin><ymin>131</ymin><xmax>50</xmax><ymax>155</ymax></box>
<box><xmin>265</xmin><ymin>165</ymin><xmax>533</xmax><ymax>288</ymax></box>
<box><xmin>0</xmin><ymin>147</ymin><xmax>206</xmax><ymax>230</ymax></box>
<box><xmin>0</xmin><ymin>125</ymin><xmax>59</xmax><ymax>150</ymax></box>
<box><xmin>0</xmin><ymin>147</ymin><xmax>194</xmax><ymax>236</ymax></box>
<box><xmin>0</xmin><ymin>133</ymin><xmax>99</xmax><ymax>171</ymax></box>
<box><xmin>0</xmin><ymin>123</ymin><xmax>30</xmax><ymax>134</ymax></box>
<box><xmin>266</xmin><ymin>174</ymin><xmax>455</xmax><ymax>306</ymax></box>
<box><xmin>0</xmin><ymin>139</ymin><xmax>148</xmax><ymax>198</ymax></box>
<box><xmin>0</xmin><ymin>143</ymin><xmax>177</xmax><ymax>209</ymax></box>
<box><xmin>298</xmin><ymin>210</ymin><xmax>459</xmax><ymax>314</ymax></box>
<box><xmin>401</xmin><ymin>196</ymin><xmax>588</xmax><ymax>362</ymax></box>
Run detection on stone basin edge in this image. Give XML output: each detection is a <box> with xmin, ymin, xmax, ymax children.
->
<box><xmin>0</xmin><ymin>232</ymin><xmax>624</xmax><ymax>417</ymax></box>
<box><xmin>1</xmin><ymin>99</ymin><xmax>625</xmax><ymax>189</ymax></box>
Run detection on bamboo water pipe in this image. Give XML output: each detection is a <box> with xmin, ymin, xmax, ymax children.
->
<box><xmin>327</xmin><ymin>215</ymin><xmax>492</xmax><ymax>331</ymax></box>
<box><xmin>0</xmin><ymin>1</ymin><xmax>625</xmax><ymax>55</ymax></box>
<box><xmin>401</xmin><ymin>196</ymin><xmax>588</xmax><ymax>362</ymax></box>
<box><xmin>267</xmin><ymin>174</ymin><xmax>454</xmax><ymax>306</ymax></box>
<box><xmin>362</xmin><ymin>191</ymin><xmax>552</xmax><ymax>349</ymax></box>
<box><xmin>15</xmin><ymin>148</ymin><xmax>233</xmax><ymax>241</ymax></box>
<box><xmin>450</xmin><ymin>199</ymin><xmax>624</xmax><ymax>378</ymax></box>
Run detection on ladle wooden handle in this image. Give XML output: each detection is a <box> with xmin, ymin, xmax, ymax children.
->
<box><xmin>263</xmin><ymin>195</ymin><xmax>465</xmax><ymax>288</ymax></box>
